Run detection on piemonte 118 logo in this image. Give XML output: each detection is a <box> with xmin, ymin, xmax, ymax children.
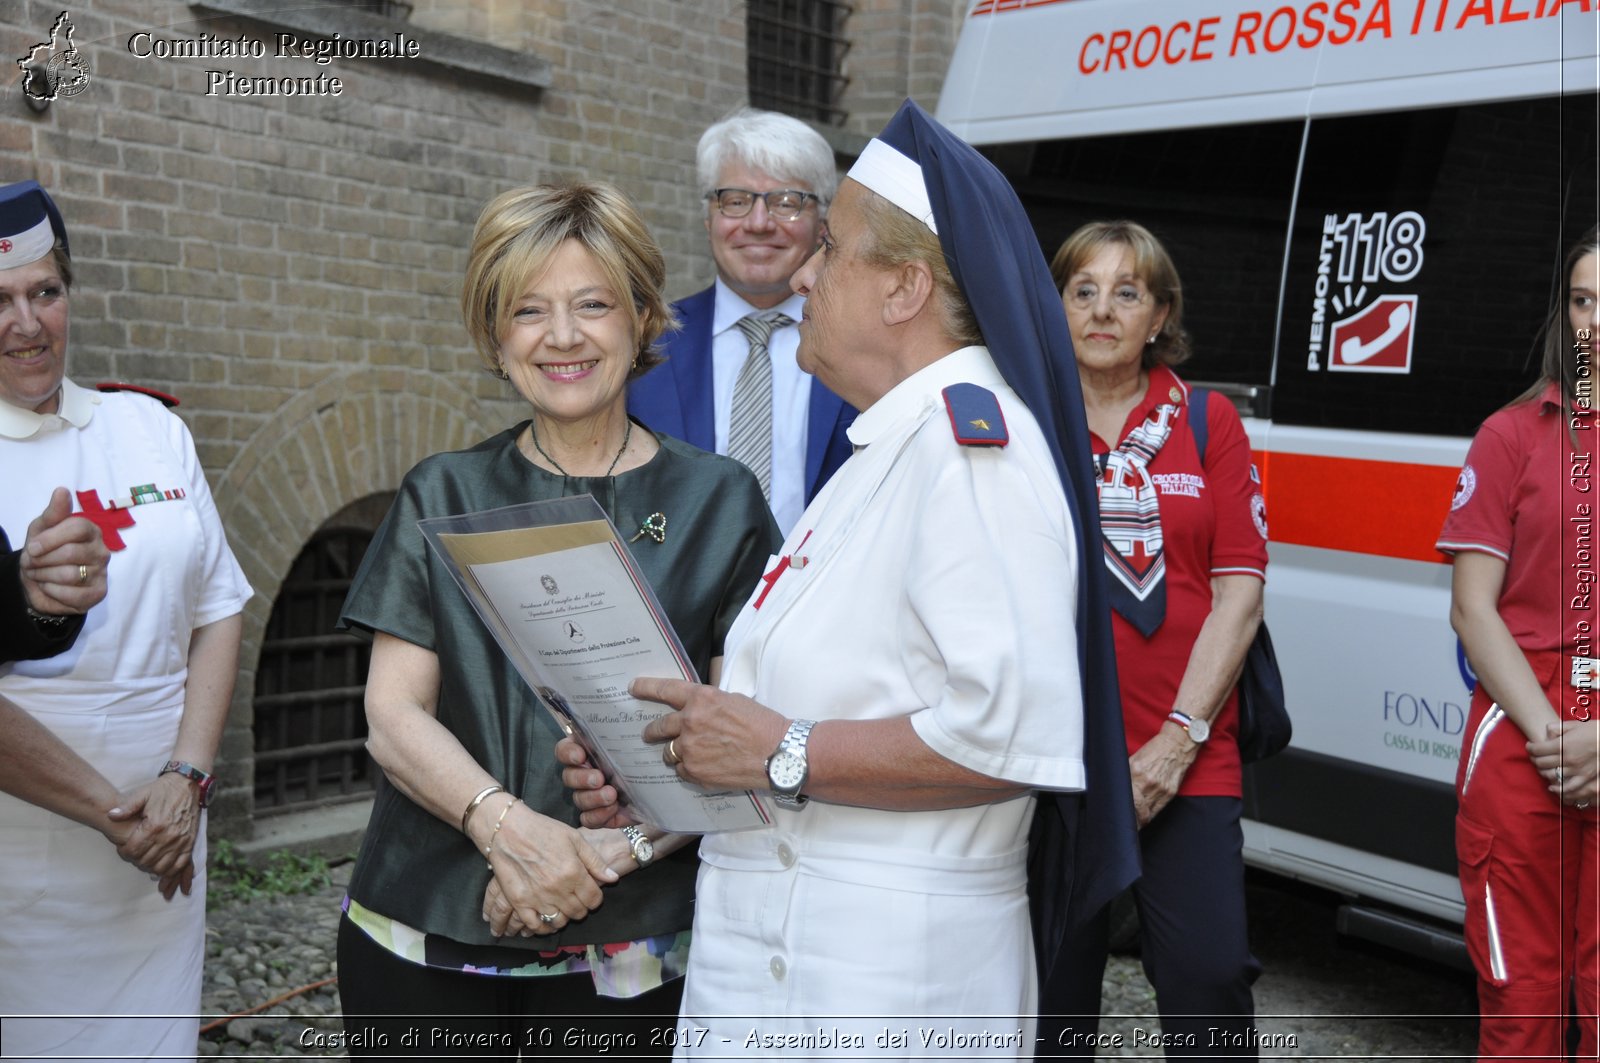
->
<box><xmin>1307</xmin><ymin>210</ymin><xmax>1427</xmax><ymax>374</ymax></box>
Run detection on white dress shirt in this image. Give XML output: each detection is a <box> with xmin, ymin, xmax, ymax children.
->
<box><xmin>710</xmin><ymin>281</ymin><xmax>811</xmax><ymax>533</ymax></box>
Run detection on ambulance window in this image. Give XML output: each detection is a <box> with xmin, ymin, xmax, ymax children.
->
<box><xmin>985</xmin><ymin>120</ymin><xmax>1302</xmax><ymax>392</ymax></box>
<box><xmin>1273</xmin><ymin>94</ymin><xmax>1598</xmax><ymax>437</ymax></box>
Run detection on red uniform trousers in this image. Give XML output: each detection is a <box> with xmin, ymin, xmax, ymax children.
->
<box><xmin>1456</xmin><ymin>660</ymin><xmax>1600</xmax><ymax>1062</ymax></box>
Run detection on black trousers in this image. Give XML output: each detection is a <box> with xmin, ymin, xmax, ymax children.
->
<box><xmin>337</xmin><ymin>912</ymin><xmax>685</xmax><ymax>1061</ymax></box>
<box><xmin>1038</xmin><ymin>796</ymin><xmax>1261</xmax><ymax>1060</ymax></box>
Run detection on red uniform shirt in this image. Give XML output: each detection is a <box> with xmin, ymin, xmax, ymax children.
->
<box><xmin>1437</xmin><ymin>382</ymin><xmax>1599</xmax><ymax>660</ymax></box>
<box><xmin>1091</xmin><ymin>366</ymin><xmax>1269</xmax><ymax>797</ymax></box>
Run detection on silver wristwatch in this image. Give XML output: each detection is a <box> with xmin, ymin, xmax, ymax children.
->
<box><xmin>1167</xmin><ymin>709</ymin><xmax>1211</xmax><ymax>744</ymax></box>
<box><xmin>765</xmin><ymin>719</ymin><xmax>816</xmax><ymax>809</ymax></box>
<box><xmin>621</xmin><ymin>824</ymin><xmax>654</xmax><ymax>867</ymax></box>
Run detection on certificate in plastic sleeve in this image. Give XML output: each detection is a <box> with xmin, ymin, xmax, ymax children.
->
<box><xmin>419</xmin><ymin>495</ymin><xmax>770</xmax><ymax>834</ymax></box>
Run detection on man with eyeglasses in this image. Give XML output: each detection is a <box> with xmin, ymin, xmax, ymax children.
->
<box><xmin>627</xmin><ymin>108</ymin><xmax>855</xmax><ymax>533</ymax></box>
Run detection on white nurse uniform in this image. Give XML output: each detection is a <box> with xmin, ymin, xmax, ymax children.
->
<box><xmin>0</xmin><ymin>380</ymin><xmax>252</xmax><ymax>1061</ymax></box>
<box><xmin>680</xmin><ymin>347</ymin><xmax>1085</xmax><ymax>1059</ymax></box>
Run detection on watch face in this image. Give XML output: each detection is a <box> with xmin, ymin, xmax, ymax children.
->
<box><xmin>624</xmin><ymin>826</ymin><xmax>652</xmax><ymax>861</ymax></box>
<box><xmin>768</xmin><ymin>750</ymin><xmax>806</xmax><ymax>791</ymax></box>
<box><xmin>1188</xmin><ymin>717</ymin><xmax>1211</xmax><ymax>743</ymax></box>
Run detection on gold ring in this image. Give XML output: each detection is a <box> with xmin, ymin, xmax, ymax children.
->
<box><xmin>77</xmin><ymin>564</ymin><xmax>89</xmax><ymax>584</ymax></box>
<box><xmin>665</xmin><ymin>739</ymin><xmax>681</xmax><ymax>766</ymax></box>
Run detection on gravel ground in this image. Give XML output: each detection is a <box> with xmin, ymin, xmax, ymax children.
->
<box><xmin>199</xmin><ymin>861</ymin><xmax>347</xmax><ymax>1058</ymax></box>
<box><xmin>1084</xmin><ymin>876</ymin><xmax>1478</xmax><ymax>1060</ymax></box>
<box><xmin>199</xmin><ymin>864</ymin><xmax>1479</xmax><ymax>1060</ymax></box>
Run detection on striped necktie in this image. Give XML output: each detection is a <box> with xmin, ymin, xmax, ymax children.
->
<box><xmin>728</xmin><ymin>312</ymin><xmax>793</xmax><ymax>500</ymax></box>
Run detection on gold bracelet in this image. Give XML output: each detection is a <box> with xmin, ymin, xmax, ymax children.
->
<box><xmin>461</xmin><ymin>784</ymin><xmax>505</xmax><ymax>834</ymax></box>
<box><xmin>484</xmin><ymin>796</ymin><xmax>519</xmax><ymax>873</ymax></box>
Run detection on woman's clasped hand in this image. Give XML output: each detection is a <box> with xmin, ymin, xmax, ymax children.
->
<box><xmin>105</xmin><ymin>770</ymin><xmax>206</xmax><ymax>898</ymax></box>
<box><xmin>472</xmin><ymin>795</ymin><xmax>618</xmax><ymax>936</ymax></box>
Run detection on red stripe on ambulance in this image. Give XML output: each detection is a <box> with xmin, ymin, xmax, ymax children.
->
<box><xmin>1259</xmin><ymin>450</ymin><xmax>1456</xmax><ymax>564</ymax></box>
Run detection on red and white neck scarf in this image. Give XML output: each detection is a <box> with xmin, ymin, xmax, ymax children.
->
<box><xmin>1095</xmin><ymin>400</ymin><xmax>1181</xmax><ymax>637</ymax></box>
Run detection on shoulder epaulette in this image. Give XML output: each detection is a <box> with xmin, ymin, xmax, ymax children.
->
<box><xmin>96</xmin><ymin>382</ymin><xmax>180</xmax><ymax>408</ymax></box>
<box><xmin>941</xmin><ymin>383</ymin><xmax>1008</xmax><ymax>447</ymax></box>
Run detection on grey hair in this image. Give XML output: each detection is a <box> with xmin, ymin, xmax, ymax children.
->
<box><xmin>695</xmin><ymin>107</ymin><xmax>837</xmax><ymax>208</ymax></box>
<box><xmin>856</xmin><ymin>186</ymin><xmax>983</xmax><ymax>349</ymax></box>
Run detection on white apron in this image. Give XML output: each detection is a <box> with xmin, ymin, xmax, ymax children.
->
<box><xmin>0</xmin><ymin>382</ymin><xmax>251</xmax><ymax>1061</ymax></box>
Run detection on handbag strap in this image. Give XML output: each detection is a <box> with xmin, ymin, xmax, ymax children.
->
<box><xmin>1188</xmin><ymin>386</ymin><xmax>1210</xmax><ymax>465</ymax></box>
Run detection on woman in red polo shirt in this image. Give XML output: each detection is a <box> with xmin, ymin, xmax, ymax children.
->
<box><xmin>1039</xmin><ymin>221</ymin><xmax>1267</xmax><ymax>1060</ymax></box>
<box><xmin>1438</xmin><ymin>228</ymin><xmax>1600</xmax><ymax>1059</ymax></box>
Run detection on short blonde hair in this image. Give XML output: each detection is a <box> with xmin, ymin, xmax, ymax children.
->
<box><xmin>1050</xmin><ymin>220</ymin><xmax>1191</xmax><ymax>368</ymax></box>
<box><xmin>855</xmin><ymin>185</ymin><xmax>983</xmax><ymax>348</ymax></box>
<box><xmin>461</xmin><ymin>183</ymin><xmax>672</xmax><ymax>377</ymax></box>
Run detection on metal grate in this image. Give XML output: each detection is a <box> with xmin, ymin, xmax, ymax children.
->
<box><xmin>747</xmin><ymin>0</ymin><xmax>851</xmax><ymax>127</ymax></box>
<box><xmin>335</xmin><ymin>0</ymin><xmax>414</xmax><ymax>18</ymax></box>
<box><xmin>252</xmin><ymin>528</ymin><xmax>376</xmax><ymax>814</ymax></box>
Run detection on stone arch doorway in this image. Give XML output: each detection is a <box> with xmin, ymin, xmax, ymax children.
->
<box><xmin>210</xmin><ymin>370</ymin><xmax>504</xmax><ymax>834</ymax></box>
<box><xmin>251</xmin><ymin>494</ymin><xmax>392</xmax><ymax>816</ymax></box>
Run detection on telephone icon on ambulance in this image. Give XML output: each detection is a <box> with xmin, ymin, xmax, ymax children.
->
<box><xmin>1329</xmin><ymin>295</ymin><xmax>1418</xmax><ymax>373</ymax></box>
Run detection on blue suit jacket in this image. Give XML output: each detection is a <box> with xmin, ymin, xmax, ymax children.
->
<box><xmin>1</xmin><ymin>525</ymin><xmax>85</xmax><ymax>664</ymax></box>
<box><xmin>627</xmin><ymin>287</ymin><xmax>856</xmax><ymax>506</ymax></box>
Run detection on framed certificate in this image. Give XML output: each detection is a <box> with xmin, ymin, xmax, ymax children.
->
<box><xmin>420</xmin><ymin>495</ymin><xmax>769</xmax><ymax>834</ymax></box>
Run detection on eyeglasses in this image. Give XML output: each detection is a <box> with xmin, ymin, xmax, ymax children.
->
<box><xmin>708</xmin><ymin>188</ymin><xmax>819</xmax><ymax>222</ymax></box>
<box><xmin>1065</xmin><ymin>283</ymin><xmax>1150</xmax><ymax>312</ymax></box>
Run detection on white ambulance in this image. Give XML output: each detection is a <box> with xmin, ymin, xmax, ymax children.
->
<box><xmin>937</xmin><ymin>0</ymin><xmax>1598</xmax><ymax>961</ymax></box>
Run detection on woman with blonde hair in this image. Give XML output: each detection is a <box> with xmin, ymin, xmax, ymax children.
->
<box><xmin>335</xmin><ymin>182</ymin><xmax>779</xmax><ymax>1056</ymax></box>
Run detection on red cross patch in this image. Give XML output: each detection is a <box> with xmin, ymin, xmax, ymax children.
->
<box><xmin>76</xmin><ymin>489</ymin><xmax>137</xmax><ymax>551</ymax></box>
<box><xmin>0</xmin><ymin>240</ymin><xmax>12</xmax><ymax>254</ymax></box>
<box><xmin>753</xmin><ymin>530</ymin><xmax>813</xmax><ymax>610</ymax></box>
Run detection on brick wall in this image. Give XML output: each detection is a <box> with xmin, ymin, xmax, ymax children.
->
<box><xmin>841</xmin><ymin>0</ymin><xmax>967</xmax><ymax>139</ymax></box>
<box><xmin>1</xmin><ymin>0</ymin><xmax>963</xmax><ymax>836</ymax></box>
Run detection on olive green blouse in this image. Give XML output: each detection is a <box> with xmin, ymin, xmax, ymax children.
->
<box><xmin>339</xmin><ymin>425</ymin><xmax>781</xmax><ymax>950</ymax></box>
